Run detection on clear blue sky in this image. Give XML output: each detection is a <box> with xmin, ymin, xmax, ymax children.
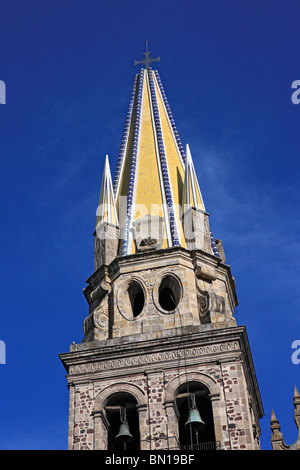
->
<box><xmin>0</xmin><ymin>0</ymin><xmax>299</xmax><ymax>450</ymax></box>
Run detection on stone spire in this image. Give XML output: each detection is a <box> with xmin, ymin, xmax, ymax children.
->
<box><xmin>94</xmin><ymin>154</ymin><xmax>119</xmax><ymax>270</ymax></box>
<box><xmin>182</xmin><ymin>143</ymin><xmax>205</xmax><ymax>211</ymax></box>
<box><xmin>96</xmin><ymin>154</ymin><xmax>118</xmax><ymax>228</ymax></box>
<box><xmin>293</xmin><ymin>385</ymin><xmax>300</xmax><ymax>446</ymax></box>
<box><xmin>270</xmin><ymin>409</ymin><xmax>285</xmax><ymax>449</ymax></box>
<box><xmin>270</xmin><ymin>386</ymin><xmax>300</xmax><ymax>450</ymax></box>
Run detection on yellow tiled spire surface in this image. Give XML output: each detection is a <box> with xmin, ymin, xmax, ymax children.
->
<box><xmin>98</xmin><ymin>64</ymin><xmax>220</xmax><ymax>258</ymax></box>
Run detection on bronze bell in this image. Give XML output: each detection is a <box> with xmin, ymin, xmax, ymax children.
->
<box><xmin>115</xmin><ymin>422</ymin><xmax>133</xmax><ymax>442</ymax></box>
<box><xmin>115</xmin><ymin>406</ymin><xmax>133</xmax><ymax>443</ymax></box>
<box><xmin>185</xmin><ymin>407</ymin><xmax>205</xmax><ymax>431</ymax></box>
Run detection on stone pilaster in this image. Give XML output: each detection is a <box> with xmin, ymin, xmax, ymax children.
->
<box><xmin>182</xmin><ymin>207</ymin><xmax>211</xmax><ymax>253</ymax></box>
<box><xmin>94</xmin><ymin>222</ymin><xmax>119</xmax><ymax>271</ymax></box>
<box><xmin>93</xmin><ymin>410</ymin><xmax>109</xmax><ymax>450</ymax></box>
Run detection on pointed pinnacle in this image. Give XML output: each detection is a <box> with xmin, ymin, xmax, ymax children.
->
<box><xmin>271</xmin><ymin>409</ymin><xmax>277</xmax><ymax>422</ymax></box>
<box><xmin>270</xmin><ymin>409</ymin><xmax>281</xmax><ymax>432</ymax></box>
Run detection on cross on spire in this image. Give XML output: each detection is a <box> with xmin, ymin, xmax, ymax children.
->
<box><xmin>134</xmin><ymin>40</ymin><xmax>160</xmax><ymax>69</ymax></box>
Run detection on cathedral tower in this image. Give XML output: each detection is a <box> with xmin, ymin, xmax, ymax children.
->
<box><xmin>59</xmin><ymin>46</ymin><xmax>264</xmax><ymax>451</ymax></box>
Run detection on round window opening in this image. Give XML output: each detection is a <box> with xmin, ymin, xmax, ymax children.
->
<box><xmin>158</xmin><ymin>275</ymin><xmax>181</xmax><ymax>312</ymax></box>
<box><xmin>127</xmin><ymin>280</ymin><xmax>145</xmax><ymax>318</ymax></box>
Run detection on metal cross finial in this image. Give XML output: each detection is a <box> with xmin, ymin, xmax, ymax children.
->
<box><xmin>134</xmin><ymin>40</ymin><xmax>160</xmax><ymax>69</ymax></box>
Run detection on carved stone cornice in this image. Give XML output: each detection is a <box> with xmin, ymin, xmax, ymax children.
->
<box><xmin>59</xmin><ymin>325</ymin><xmax>262</xmax><ymax>423</ymax></box>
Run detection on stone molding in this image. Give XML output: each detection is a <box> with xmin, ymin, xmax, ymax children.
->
<box><xmin>94</xmin><ymin>381</ymin><xmax>146</xmax><ymax>412</ymax></box>
<box><xmin>164</xmin><ymin>371</ymin><xmax>220</xmax><ymax>402</ymax></box>
<box><xmin>68</xmin><ymin>340</ymin><xmax>239</xmax><ymax>376</ymax></box>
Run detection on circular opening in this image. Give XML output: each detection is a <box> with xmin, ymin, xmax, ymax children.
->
<box><xmin>158</xmin><ymin>275</ymin><xmax>181</xmax><ymax>312</ymax></box>
<box><xmin>127</xmin><ymin>281</ymin><xmax>145</xmax><ymax>318</ymax></box>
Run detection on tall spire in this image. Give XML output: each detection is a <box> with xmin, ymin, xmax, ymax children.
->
<box><xmin>94</xmin><ymin>154</ymin><xmax>119</xmax><ymax>271</ymax></box>
<box><xmin>98</xmin><ymin>58</ymin><xmax>222</xmax><ymax>259</ymax></box>
<box><xmin>113</xmin><ymin>66</ymin><xmax>185</xmax><ymax>255</ymax></box>
<box><xmin>96</xmin><ymin>154</ymin><xmax>118</xmax><ymax>229</ymax></box>
<box><xmin>182</xmin><ymin>144</ymin><xmax>205</xmax><ymax>212</ymax></box>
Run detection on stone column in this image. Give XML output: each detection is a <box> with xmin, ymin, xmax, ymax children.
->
<box><xmin>210</xmin><ymin>393</ymin><xmax>223</xmax><ymax>448</ymax></box>
<box><xmin>68</xmin><ymin>383</ymin><xmax>75</xmax><ymax>450</ymax></box>
<box><xmin>164</xmin><ymin>401</ymin><xmax>180</xmax><ymax>450</ymax></box>
<box><xmin>137</xmin><ymin>403</ymin><xmax>151</xmax><ymax>450</ymax></box>
<box><xmin>145</xmin><ymin>370</ymin><xmax>169</xmax><ymax>450</ymax></box>
<box><xmin>94</xmin><ymin>222</ymin><xmax>119</xmax><ymax>270</ymax></box>
<box><xmin>93</xmin><ymin>410</ymin><xmax>109</xmax><ymax>450</ymax></box>
<box><xmin>182</xmin><ymin>207</ymin><xmax>211</xmax><ymax>253</ymax></box>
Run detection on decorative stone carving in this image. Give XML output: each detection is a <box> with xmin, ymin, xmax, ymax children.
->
<box><xmin>83</xmin><ymin>302</ymin><xmax>109</xmax><ymax>336</ymax></box>
<box><xmin>196</xmin><ymin>284</ymin><xmax>225</xmax><ymax>324</ymax></box>
<box><xmin>182</xmin><ymin>207</ymin><xmax>211</xmax><ymax>253</ymax></box>
<box><xmin>195</xmin><ymin>265</ymin><xmax>217</xmax><ymax>281</ymax></box>
<box><xmin>139</xmin><ymin>269</ymin><xmax>155</xmax><ymax>315</ymax></box>
<box><xmin>90</xmin><ymin>280</ymin><xmax>111</xmax><ymax>301</ymax></box>
<box><xmin>69</xmin><ymin>341</ymin><xmax>240</xmax><ymax>375</ymax></box>
<box><xmin>83</xmin><ymin>281</ymin><xmax>111</xmax><ymax>340</ymax></box>
<box><xmin>132</xmin><ymin>214</ymin><xmax>165</xmax><ymax>252</ymax></box>
<box><xmin>215</xmin><ymin>239</ymin><xmax>226</xmax><ymax>264</ymax></box>
<box><xmin>141</xmin><ymin>269</ymin><xmax>155</xmax><ymax>291</ymax></box>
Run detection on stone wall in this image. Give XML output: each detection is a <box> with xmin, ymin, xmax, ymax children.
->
<box><xmin>60</xmin><ymin>326</ymin><xmax>263</xmax><ymax>450</ymax></box>
<box><xmin>82</xmin><ymin>247</ymin><xmax>238</xmax><ymax>344</ymax></box>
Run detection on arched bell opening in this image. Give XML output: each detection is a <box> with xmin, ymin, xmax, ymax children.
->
<box><xmin>158</xmin><ymin>275</ymin><xmax>181</xmax><ymax>312</ymax></box>
<box><xmin>127</xmin><ymin>280</ymin><xmax>145</xmax><ymax>318</ymax></box>
<box><xmin>176</xmin><ymin>381</ymin><xmax>216</xmax><ymax>450</ymax></box>
<box><xmin>105</xmin><ymin>392</ymin><xmax>140</xmax><ymax>451</ymax></box>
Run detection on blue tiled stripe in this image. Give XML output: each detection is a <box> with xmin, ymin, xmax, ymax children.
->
<box><xmin>210</xmin><ymin>231</ymin><xmax>221</xmax><ymax>258</ymax></box>
<box><xmin>121</xmin><ymin>69</ymin><xmax>145</xmax><ymax>256</ymax></box>
<box><xmin>148</xmin><ymin>69</ymin><xmax>180</xmax><ymax>247</ymax></box>
<box><xmin>155</xmin><ymin>70</ymin><xmax>220</xmax><ymax>258</ymax></box>
<box><xmin>154</xmin><ymin>70</ymin><xmax>186</xmax><ymax>164</ymax></box>
<box><xmin>113</xmin><ymin>74</ymin><xmax>138</xmax><ymax>195</ymax></box>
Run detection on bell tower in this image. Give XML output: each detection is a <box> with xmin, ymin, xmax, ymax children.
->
<box><xmin>59</xmin><ymin>46</ymin><xmax>264</xmax><ymax>451</ymax></box>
